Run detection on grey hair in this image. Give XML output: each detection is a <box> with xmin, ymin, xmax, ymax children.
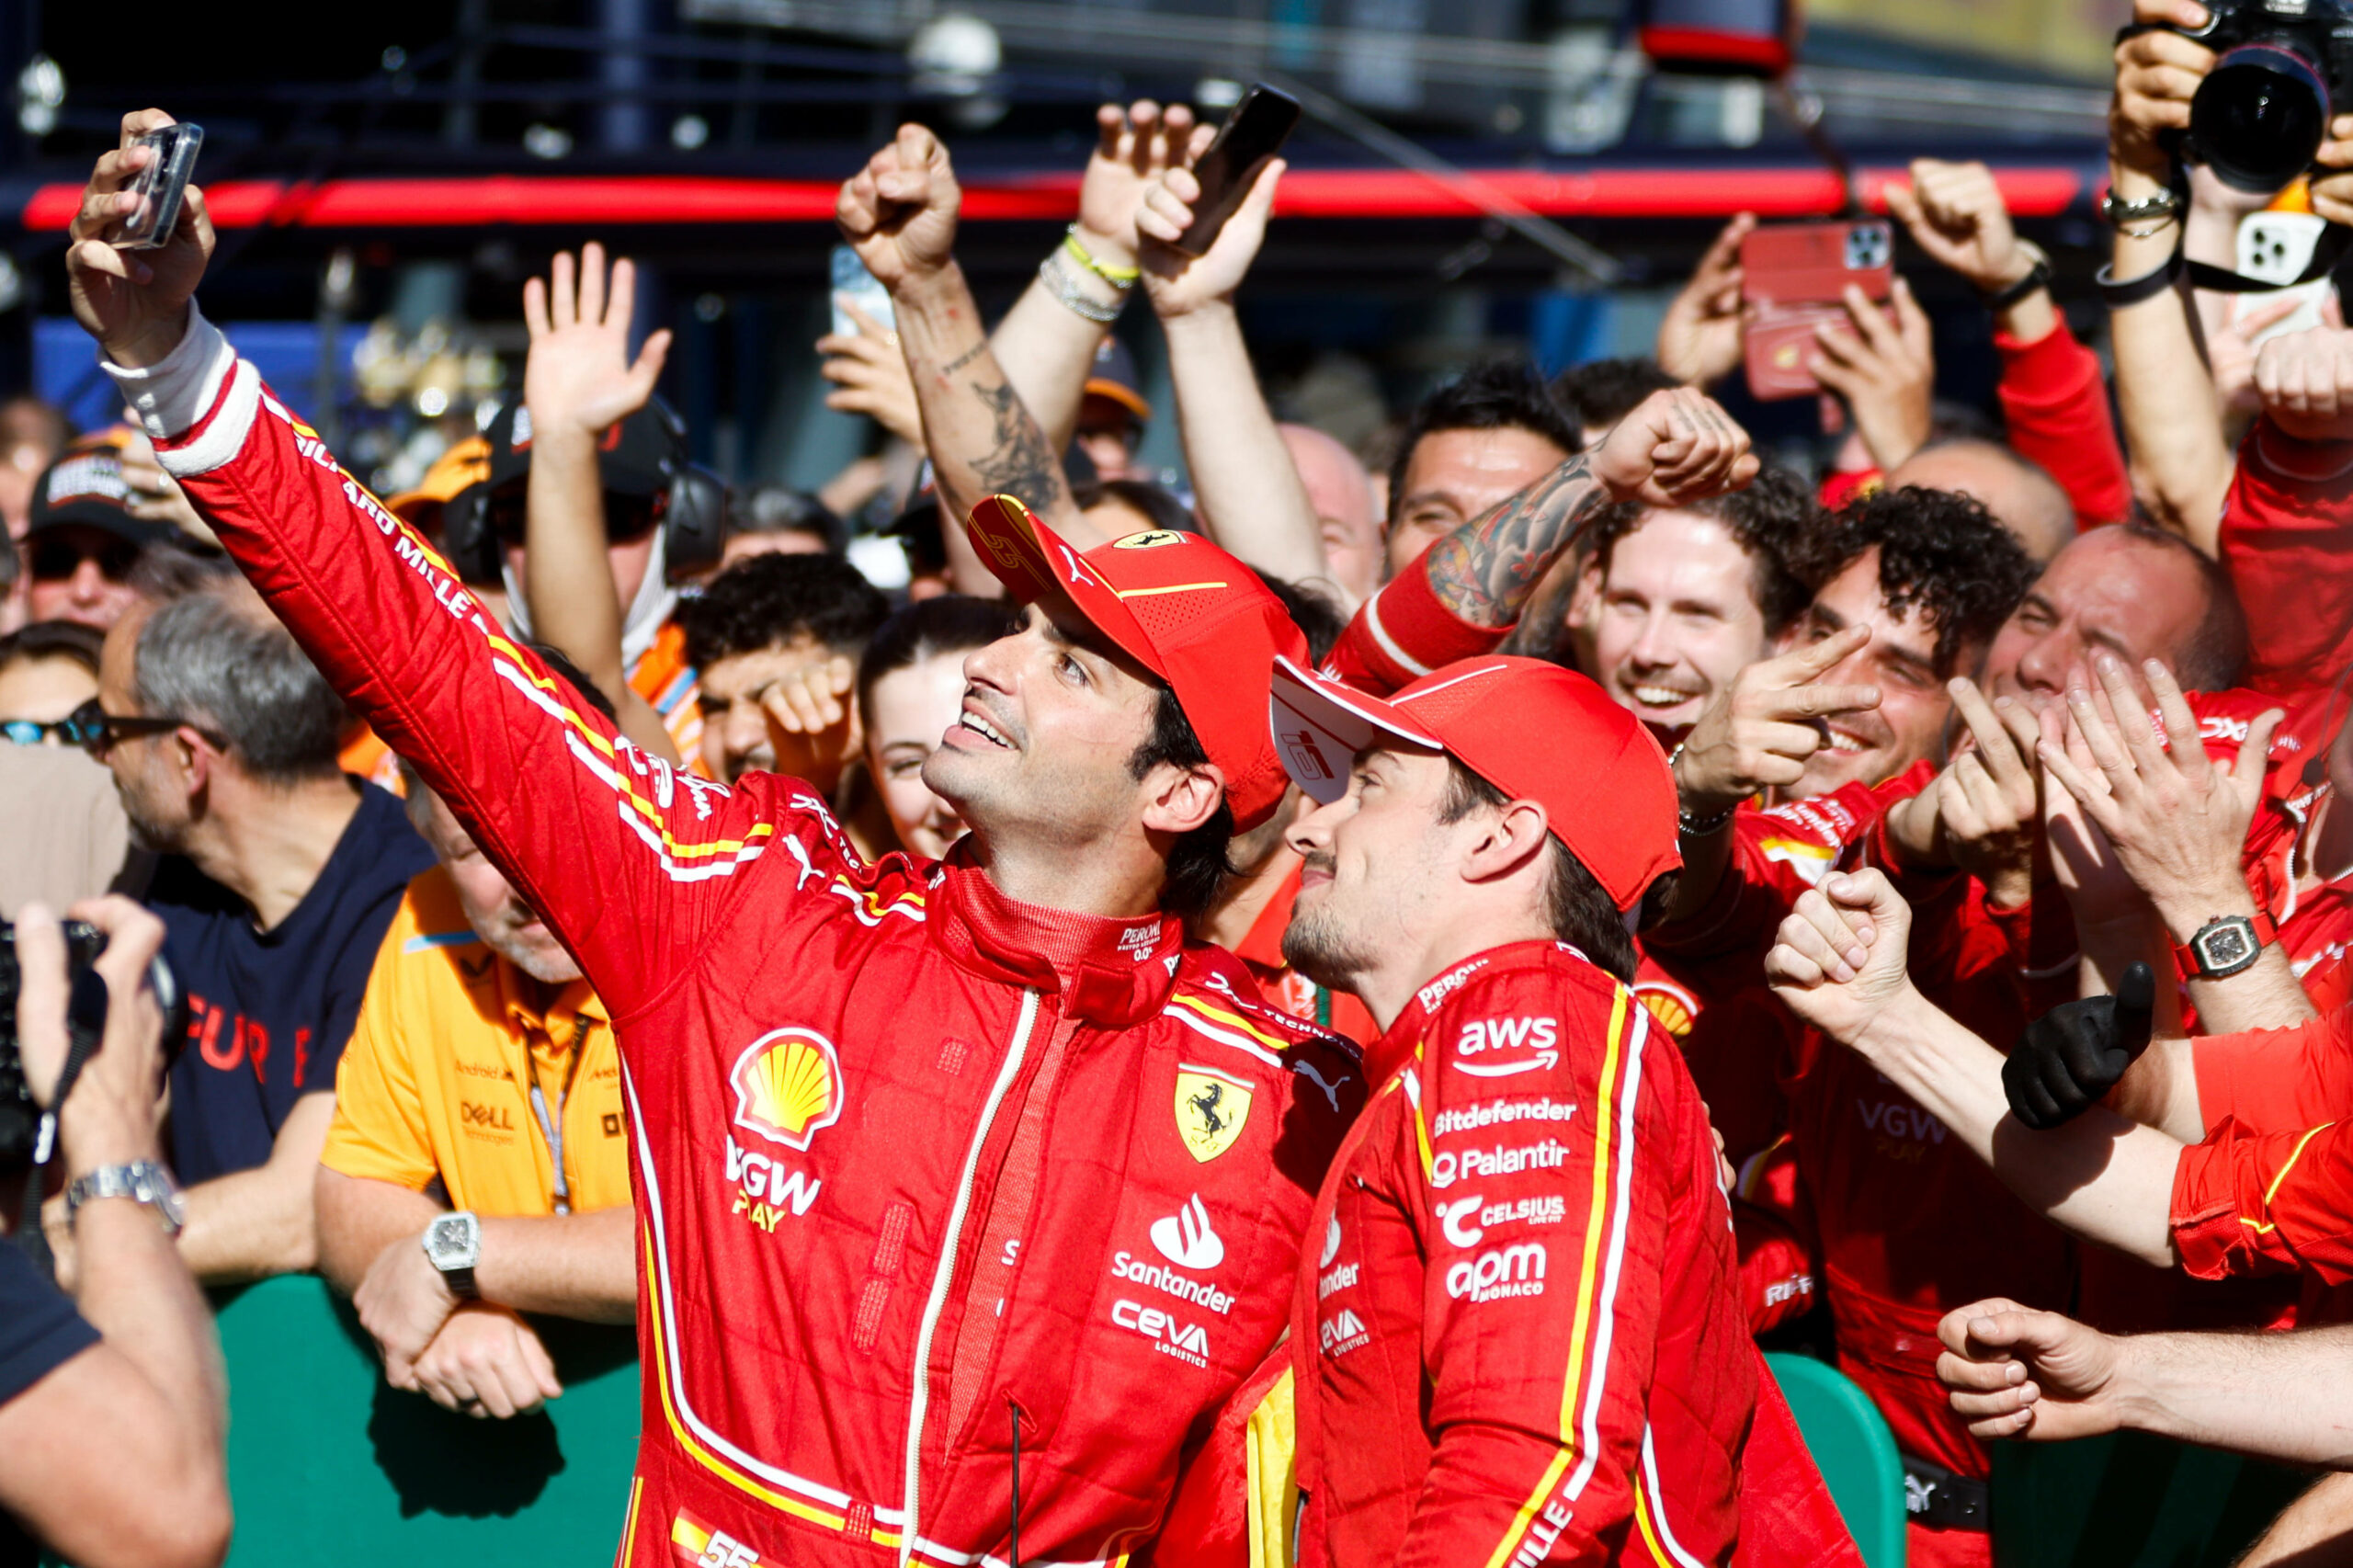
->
<box><xmin>133</xmin><ymin>589</ymin><xmax>347</xmax><ymax>784</ymax></box>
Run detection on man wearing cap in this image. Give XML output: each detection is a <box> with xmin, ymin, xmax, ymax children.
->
<box><xmin>1267</xmin><ymin>654</ymin><xmax>1824</xmax><ymax>1566</ymax></box>
<box><xmin>71</xmin><ymin>110</ymin><xmax>1366</xmax><ymax>1568</ymax></box>
<box><xmin>1076</xmin><ymin>335</ymin><xmax>1152</xmax><ymax>483</ymax></box>
<box><xmin>25</xmin><ymin>433</ymin><xmax>186</xmax><ymax>631</ymax></box>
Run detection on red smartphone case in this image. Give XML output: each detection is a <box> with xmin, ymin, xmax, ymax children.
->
<box><xmin>1740</xmin><ymin>222</ymin><xmax>1895</xmax><ymax>402</ymax></box>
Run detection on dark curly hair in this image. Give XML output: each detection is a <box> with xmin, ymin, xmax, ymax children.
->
<box><xmin>1550</xmin><ymin>357</ymin><xmax>1681</xmax><ymax>434</ymax></box>
<box><xmin>678</xmin><ymin>552</ymin><xmax>890</xmax><ymax>669</ymax></box>
<box><xmin>1388</xmin><ymin>359</ymin><xmax>1582</xmax><ymax>524</ymax></box>
<box><xmin>1800</xmin><ymin>486</ymin><xmax>2037</xmax><ymax>677</ymax></box>
<box><xmin>1585</xmin><ymin>466</ymin><xmax>1824</xmax><ymax>637</ymax></box>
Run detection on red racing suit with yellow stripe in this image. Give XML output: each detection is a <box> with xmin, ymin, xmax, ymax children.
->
<box><xmin>1290</xmin><ymin>940</ymin><xmax>1756</xmax><ymax>1568</ymax></box>
<box><xmin>118</xmin><ymin>312</ymin><xmax>1366</xmax><ymax>1568</ymax></box>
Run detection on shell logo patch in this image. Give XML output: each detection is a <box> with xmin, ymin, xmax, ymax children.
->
<box><xmin>729</xmin><ymin>1028</ymin><xmax>847</xmax><ymax>1151</ymax></box>
<box><xmin>1115</xmin><ymin>528</ymin><xmax>1187</xmax><ymax>550</ymax></box>
<box><xmin>1175</xmin><ymin>1065</ymin><xmax>1254</xmax><ymax>1163</ymax></box>
<box><xmin>1634</xmin><ymin>981</ymin><xmax>1697</xmax><ymax>1039</ymax></box>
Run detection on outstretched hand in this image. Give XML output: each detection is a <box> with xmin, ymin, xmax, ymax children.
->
<box><xmin>1588</xmin><ymin>386</ymin><xmax>1759</xmax><ymax>508</ymax></box>
<box><xmin>521</xmin><ymin>243</ymin><xmax>672</xmax><ymax>441</ymax></box>
<box><xmin>68</xmin><ymin>109</ymin><xmax>215</xmax><ymax>369</ymax></box>
<box><xmin>1937</xmin><ymin>1298</ymin><xmax>2127</xmax><ymax>1442</ymax></box>
<box><xmin>2003</xmin><ymin>964</ymin><xmax>2157</xmax><ymax>1130</ymax></box>
<box><xmin>1080</xmin><ymin>100</ymin><xmax>1211</xmax><ymax>271</ymax></box>
<box><xmin>1656</xmin><ymin>213</ymin><xmax>1755</xmax><ymax>388</ymax></box>
<box><xmin>1765</xmin><ymin>868</ymin><xmax>1918</xmax><ymax>1046</ymax></box>
<box><xmin>836</xmin><ymin>124</ymin><xmax>962</xmax><ymax>296</ymax></box>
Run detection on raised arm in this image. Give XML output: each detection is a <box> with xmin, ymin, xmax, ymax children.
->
<box><xmin>2106</xmin><ymin>4</ymin><xmax>2236</xmax><ymax>544</ymax></box>
<box><xmin>1134</xmin><ymin>157</ymin><xmax>1335</xmax><ymax>597</ymax></box>
<box><xmin>70</xmin><ymin>110</ymin><xmax>790</xmax><ymax>1020</ymax></box>
<box><xmin>988</xmin><ymin>101</ymin><xmax>1202</xmax><ymax>455</ymax></box>
<box><xmin>517</xmin><ymin>244</ymin><xmax>682</xmax><ymax>764</ymax></box>
<box><xmin>837</xmin><ymin>123</ymin><xmax>1095</xmax><ymax>585</ymax></box>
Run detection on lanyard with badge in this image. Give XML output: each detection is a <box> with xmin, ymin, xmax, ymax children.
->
<box><xmin>526</xmin><ymin>1016</ymin><xmax>591</xmax><ymax>1214</ymax></box>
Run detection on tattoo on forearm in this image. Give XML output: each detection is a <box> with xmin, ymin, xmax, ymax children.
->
<box><xmin>939</xmin><ymin>339</ymin><xmax>990</xmax><ymax>378</ymax></box>
<box><xmin>1423</xmin><ymin>454</ymin><xmax>1606</xmax><ymax>628</ymax></box>
<box><xmin>967</xmin><ymin>380</ymin><xmax>1067</xmax><ymax>516</ymax></box>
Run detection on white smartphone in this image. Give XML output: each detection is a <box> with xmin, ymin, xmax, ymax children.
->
<box><xmin>2234</xmin><ymin>211</ymin><xmax>2333</xmax><ymax>347</ymax></box>
<box><xmin>830</xmin><ymin>244</ymin><xmax>894</xmax><ymax>339</ymax></box>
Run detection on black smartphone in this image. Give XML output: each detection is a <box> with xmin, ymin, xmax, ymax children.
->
<box><xmin>115</xmin><ymin>122</ymin><xmax>204</xmax><ymax>251</ymax></box>
<box><xmin>1172</xmin><ymin>86</ymin><xmax>1302</xmax><ymax>256</ymax></box>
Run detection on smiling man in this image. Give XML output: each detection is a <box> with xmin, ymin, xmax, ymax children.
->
<box><xmin>1266</xmin><ymin>653</ymin><xmax>1847</xmax><ymax>1567</ymax></box>
<box><xmin>1576</xmin><ymin>468</ymin><xmax>1817</xmax><ymax>742</ymax></box>
<box><xmin>70</xmin><ymin>109</ymin><xmax>1370</xmax><ymax>1568</ymax></box>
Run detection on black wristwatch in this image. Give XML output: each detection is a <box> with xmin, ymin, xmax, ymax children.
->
<box><xmin>1984</xmin><ymin>244</ymin><xmax>2052</xmax><ymax>312</ymax></box>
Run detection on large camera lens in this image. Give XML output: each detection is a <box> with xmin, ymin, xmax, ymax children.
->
<box><xmin>2191</xmin><ymin>42</ymin><xmax>2332</xmax><ymax>193</ymax></box>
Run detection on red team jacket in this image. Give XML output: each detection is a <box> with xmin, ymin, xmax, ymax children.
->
<box><xmin>1291</xmin><ymin>943</ymin><xmax>1759</xmax><ymax>1568</ymax></box>
<box><xmin>123</xmin><ymin>312</ymin><xmax>1371</xmax><ymax>1568</ymax></box>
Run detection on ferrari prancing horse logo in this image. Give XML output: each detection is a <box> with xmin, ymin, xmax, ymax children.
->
<box><xmin>1174</xmin><ymin>1066</ymin><xmax>1254</xmax><ymax>1163</ymax></box>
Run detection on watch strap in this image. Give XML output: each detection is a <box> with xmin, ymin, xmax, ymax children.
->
<box><xmin>1984</xmin><ymin>247</ymin><xmax>2052</xmax><ymax>312</ymax></box>
<box><xmin>443</xmin><ymin>1266</ymin><xmax>479</xmax><ymax>1299</ymax></box>
<box><xmin>2173</xmin><ymin>908</ymin><xmax>2279</xmax><ymax>983</ymax></box>
<box><xmin>64</xmin><ymin>1161</ymin><xmax>184</xmax><ymax>1237</ymax></box>
<box><xmin>2097</xmin><ymin>241</ymin><xmax>2186</xmax><ymax>310</ymax></box>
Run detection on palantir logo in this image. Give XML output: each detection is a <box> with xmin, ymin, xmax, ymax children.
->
<box><xmin>1150</xmin><ymin>1193</ymin><xmax>1225</xmax><ymax>1271</ymax></box>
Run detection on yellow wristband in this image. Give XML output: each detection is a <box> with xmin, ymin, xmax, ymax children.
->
<box><xmin>1063</xmin><ymin>227</ymin><xmax>1139</xmax><ymax>286</ymax></box>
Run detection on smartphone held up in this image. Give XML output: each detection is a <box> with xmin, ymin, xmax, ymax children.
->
<box><xmin>113</xmin><ymin>121</ymin><xmax>204</xmax><ymax>251</ymax></box>
<box><xmin>1741</xmin><ymin>220</ymin><xmax>1893</xmax><ymax>401</ymax></box>
<box><xmin>1170</xmin><ymin>85</ymin><xmax>1302</xmax><ymax>256</ymax></box>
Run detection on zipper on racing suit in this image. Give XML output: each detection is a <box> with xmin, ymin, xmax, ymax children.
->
<box><xmin>899</xmin><ymin>987</ymin><xmax>1042</xmax><ymax>1568</ymax></box>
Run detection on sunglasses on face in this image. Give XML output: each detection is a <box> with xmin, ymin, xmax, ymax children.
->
<box><xmin>62</xmin><ymin>697</ymin><xmax>220</xmax><ymax>756</ymax></box>
<box><xmin>28</xmin><ymin>536</ymin><xmax>142</xmax><ymax>585</ymax></box>
<box><xmin>2</xmin><ymin>715</ymin><xmax>97</xmax><ymax>746</ymax></box>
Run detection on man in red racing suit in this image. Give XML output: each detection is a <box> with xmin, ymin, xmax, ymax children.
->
<box><xmin>1267</xmin><ymin>653</ymin><xmax>1856</xmax><ymax>1567</ymax></box>
<box><xmin>79</xmin><ymin>146</ymin><xmax>1378</xmax><ymax>1566</ymax></box>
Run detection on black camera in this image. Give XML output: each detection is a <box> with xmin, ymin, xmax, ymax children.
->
<box><xmin>0</xmin><ymin>920</ymin><xmax>184</xmax><ymax>1165</ymax></box>
<box><xmin>2162</xmin><ymin>0</ymin><xmax>2353</xmax><ymax>192</ymax></box>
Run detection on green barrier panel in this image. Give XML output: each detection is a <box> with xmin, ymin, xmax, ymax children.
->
<box><xmin>1766</xmin><ymin>1351</ymin><xmax>1909</xmax><ymax>1568</ymax></box>
<box><xmin>1992</xmin><ymin>1433</ymin><xmax>2309</xmax><ymax>1568</ymax></box>
<box><xmin>210</xmin><ymin>1275</ymin><xmax>642</xmax><ymax>1567</ymax></box>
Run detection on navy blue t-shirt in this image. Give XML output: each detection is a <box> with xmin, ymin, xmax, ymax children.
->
<box><xmin>0</xmin><ymin>1234</ymin><xmax>97</xmax><ymax>1406</ymax></box>
<box><xmin>155</xmin><ymin>780</ymin><xmax>431</xmax><ymax>1183</ymax></box>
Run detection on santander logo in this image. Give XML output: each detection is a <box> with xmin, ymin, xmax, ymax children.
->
<box><xmin>1150</xmin><ymin>1194</ymin><xmax>1225</xmax><ymax>1271</ymax></box>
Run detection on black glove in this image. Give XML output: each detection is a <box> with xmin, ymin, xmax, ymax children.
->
<box><xmin>2002</xmin><ymin>961</ymin><xmax>2156</xmax><ymax>1131</ymax></box>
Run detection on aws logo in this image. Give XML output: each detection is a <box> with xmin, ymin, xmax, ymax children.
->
<box><xmin>729</xmin><ymin>1028</ymin><xmax>847</xmax><ymax>1152</ymax></box>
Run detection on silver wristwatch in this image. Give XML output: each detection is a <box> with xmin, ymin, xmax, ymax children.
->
<box><xmin>64</xmin><ymin>1161</ymin><xmax>187</xmax><ymax>1237</ymax></box>
<box><xmin>422</xmin><ymin>1210</ymin><xmax>482</xmax><ymax>1298</ymax></box>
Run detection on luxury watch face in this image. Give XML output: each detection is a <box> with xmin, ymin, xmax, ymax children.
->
<box><xmin>426</xmin><ymin>1213</ymin><xmax>477</xmax><ymax>1266</ymax></box>
<box><xmin>2195</xmin><ymin>918</ymin><xmax>2257</xmax><ymax>975</ymax></box>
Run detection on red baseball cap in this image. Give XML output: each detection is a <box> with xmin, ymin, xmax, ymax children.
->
<box><xmin>1267</xmin><ymin>653</ymin><xmax>1681</xmax><ymax>913</ymax></box>
<box><xmin>963</xmin><ymin>494</ymin><xmax>1307</xmax><ymax>832</ymax></box>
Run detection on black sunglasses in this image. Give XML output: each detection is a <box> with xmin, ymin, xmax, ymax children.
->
<box><xmin>28</xmin><ymin>536</ymin><xmax>142</xmax><ymax>585</ymax></box>
<box><xmin>63</xmin><ymin>697</ymin><xmax>223</xmax><ymax>756</ymax></box>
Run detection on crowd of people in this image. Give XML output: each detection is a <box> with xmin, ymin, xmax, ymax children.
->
<box><xmin>13</xmin><ymin>1</ymin><xmax>2353</xmax><ymax>1562</ymax></box>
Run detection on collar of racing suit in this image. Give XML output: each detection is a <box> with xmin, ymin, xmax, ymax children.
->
<box><xmin>1366</xmin><ymin>937</ymin><xmax>1596</xmax><ymax>1087</ymax></box>
<box><xmin>925</xmin><ymin>849</ymin><xmax>1188</xmax><ymax>1028</ymax></box>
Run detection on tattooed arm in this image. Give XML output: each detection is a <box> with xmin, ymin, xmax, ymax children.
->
<box><xmin>836</xmin><ymin>125</ymin><xmax>1105</xmax><ymax>595</ymax></box>
<box><xmin>1422</xmin><ymin>388</ymin><xmax>1760</xmax><ymax>629</ymax></box>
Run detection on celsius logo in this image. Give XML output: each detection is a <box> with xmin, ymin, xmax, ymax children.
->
<box><xmin>1321</xmin><ymin>1214</ymin><xmax>1341</xmax><ymax>1268</ymax></box>
<box><xmin>1151</xmin><ymin>1194</ymin><xmax>1225</xmax><ymax>1270</ymax></box>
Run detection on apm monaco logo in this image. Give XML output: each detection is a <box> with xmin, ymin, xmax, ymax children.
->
<box><xmin>728</xmin><ymin>1028</ymin><xmax>846</xmax><ymax>1151</ymax></box>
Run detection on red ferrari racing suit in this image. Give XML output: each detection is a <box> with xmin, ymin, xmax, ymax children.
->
<box><xmin>120</xmin><ymin>311</ymin><xmax>1367</xmax><ymax>1568</ymax></box>
<box><xmin>1291</xmin><ymin>941</ymin><xmax>1758</xmax><ymax>1567</ymax></box>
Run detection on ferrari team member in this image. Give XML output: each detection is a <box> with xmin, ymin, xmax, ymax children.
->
<box><xmin>71</xmin><ymin>111</ymin><xmax>1368</xmax><ymax>1568</ymax></box>
<box><xmin>1266</xmin><ymin>653</ymin><xmax>1843</xmax><ymax>1566</ymax></box>
<box><xmin>70</xmin><ymin>108</ymin><xmax>1761</xmax><ymax>1568</ymax></box>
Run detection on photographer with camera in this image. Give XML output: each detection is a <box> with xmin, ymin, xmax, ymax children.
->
<box><xmin>0</xmin><ymin>898</ymin><xmax>229</xmax><ymax>1568</ymax></box>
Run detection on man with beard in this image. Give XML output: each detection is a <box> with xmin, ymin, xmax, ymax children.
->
<box><xmin>316</xmin><ymin>656</ymin><xmax>634</xmax><ymax>1423</ymax></box>
<box><xmin>69</xmin><ymin>580</ymin><xmax>430</xmax><ymax>1288</ymax></box>
<box><xmin>1264</xmin><ymin>653</ymin><xmax>1848</xmax><ymax>1567</ymax></box>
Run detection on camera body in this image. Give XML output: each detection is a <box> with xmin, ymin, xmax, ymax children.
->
<box><xmin>2165</xmin><ymin>0</ymin><xmax>2353</xmax><ymax>192</ymax></box>
<box><xmin>0</xmin><ymin>920</ymin><xmax>184</xmax><ymax>1165</ymax></box>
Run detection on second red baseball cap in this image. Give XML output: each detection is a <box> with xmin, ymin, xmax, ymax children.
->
<box><xmin>1267</xmin><ymin>653</ymin><xmax>1681</xmax><ymax>913</ymax></box>
<box><xmin>964</xmin><ymin>494</ymin><xmax>1307</xmax><ymax>832</ymax></box>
